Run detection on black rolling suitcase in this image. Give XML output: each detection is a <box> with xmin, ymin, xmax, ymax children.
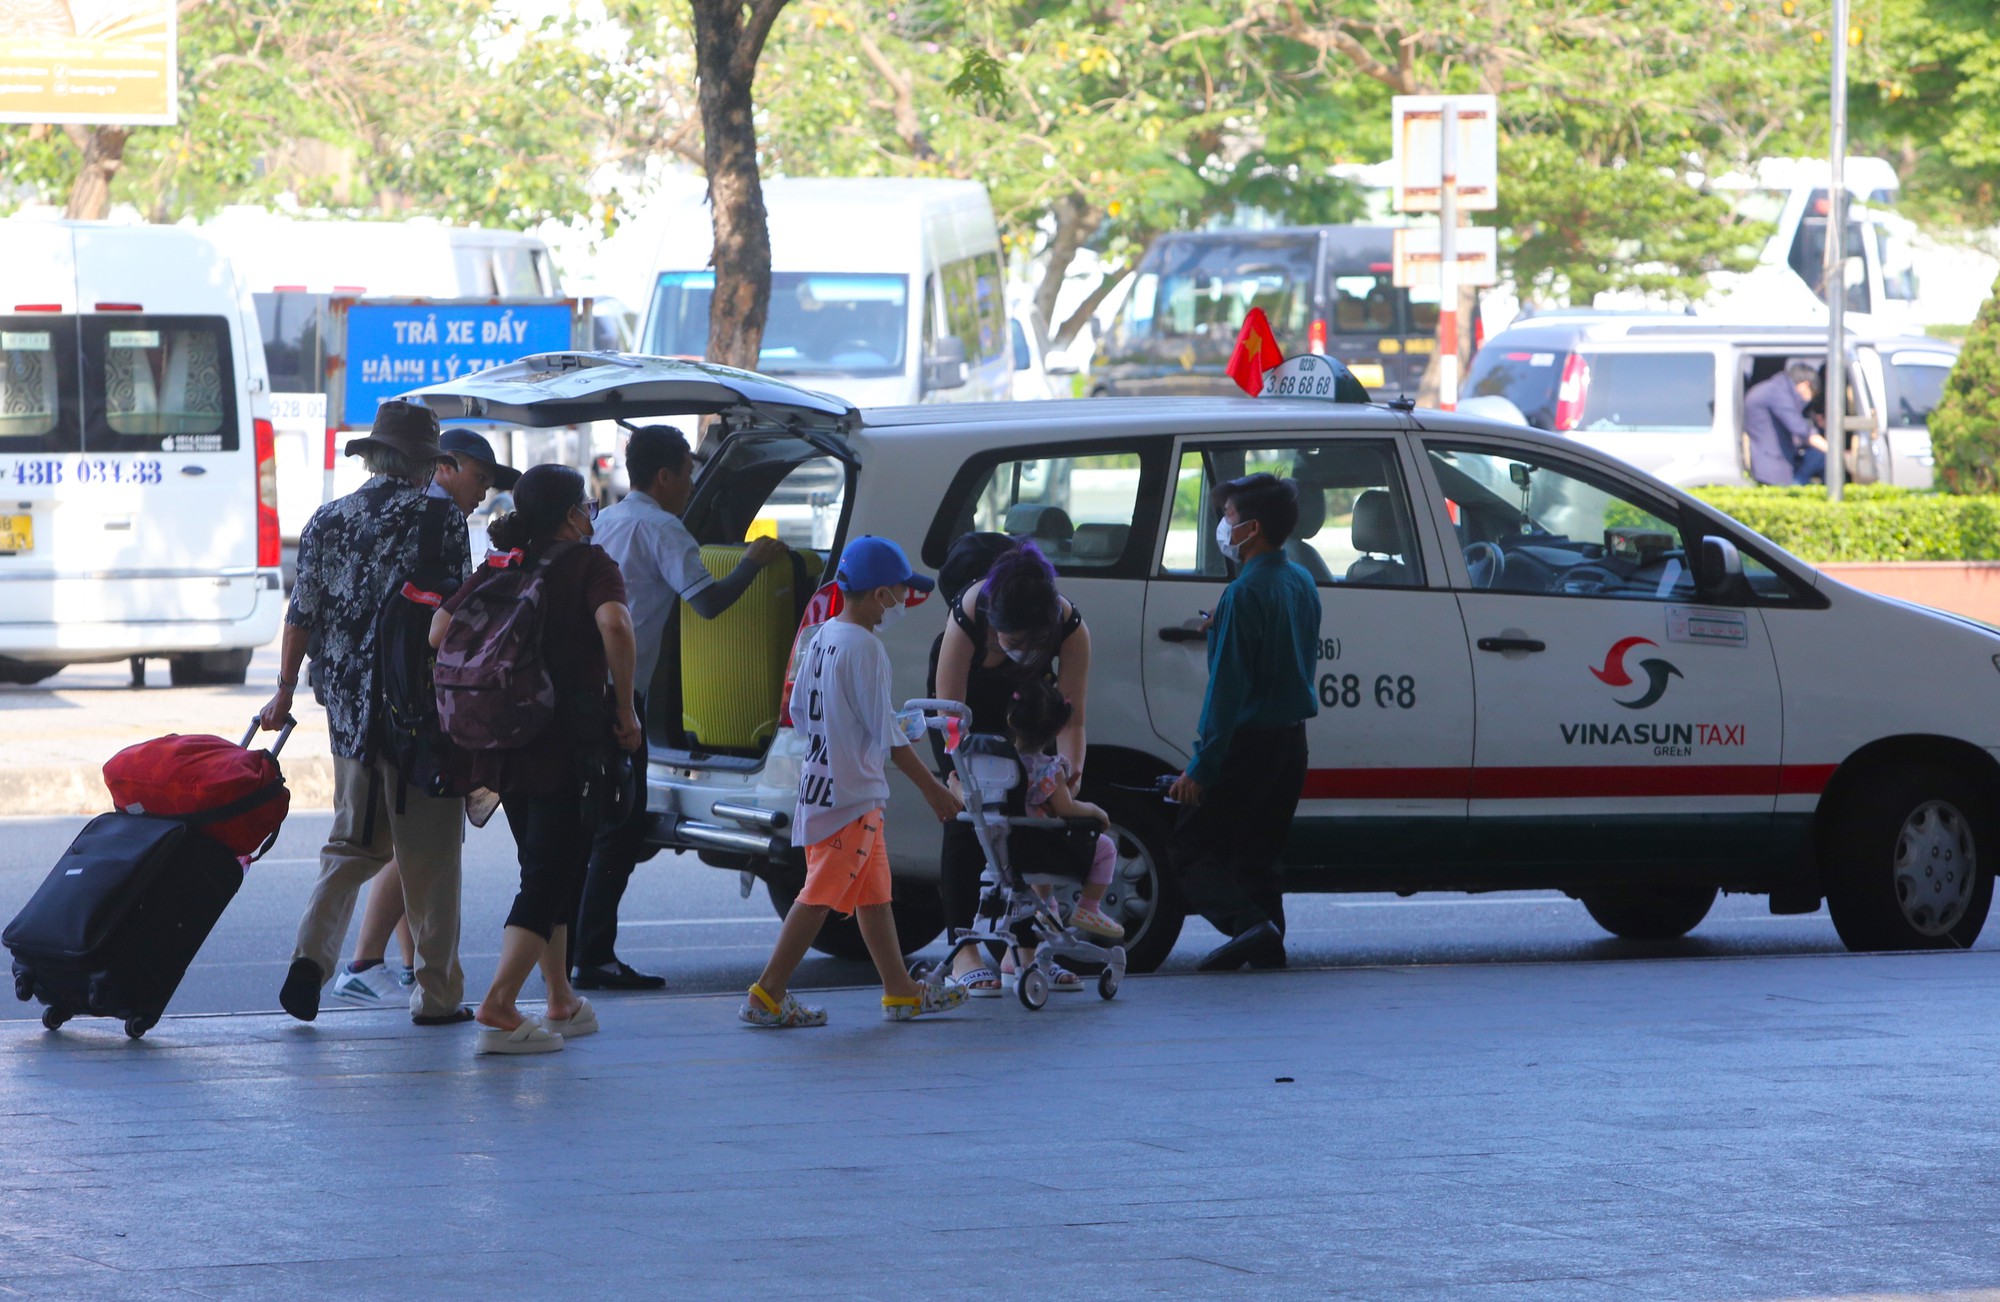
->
<box><xmin>5</xmin><ymin>718</ymin><xmax>293</xmax><ymax>1039</ymax></box>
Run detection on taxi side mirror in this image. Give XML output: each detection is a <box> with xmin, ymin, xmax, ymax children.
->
<box><xmin>1698</xmin><ymin>535</ymin><xmax>1749</xmax><ymax>598</ymax></box>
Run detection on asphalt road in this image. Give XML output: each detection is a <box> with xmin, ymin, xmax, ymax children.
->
<box><xmin>9</xmin><ymin>805</ymin><xmax>1991</xmax><ymax>1022</ymax></box>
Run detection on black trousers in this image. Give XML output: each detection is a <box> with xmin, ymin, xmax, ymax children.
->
<box><xmin>1171</xmin><ymin>722</ymin><xmax>1308</xmax><ymax>940</ymax></box>
<box><xmin>501</xmin><ymin>787</ymin><xmax>594</xmax><ymax>942</ymax></box>
<box><xmin>572</xmin><ymin>693</ymin><xmax>649</xmax><ymax>969</ymax></box>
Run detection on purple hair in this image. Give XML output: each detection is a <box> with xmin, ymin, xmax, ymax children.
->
<box><xmin>985</xmin><ymin>541</ymin><xmax>1061</xmax><ymax>645</ymax></box>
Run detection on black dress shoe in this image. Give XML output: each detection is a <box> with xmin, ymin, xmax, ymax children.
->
<box><xmin>279</xmin><ymin>957</ymin><xmax>321</xmax><ymax>1021</ymax></box>
<box><xmin>572</xmin><ymin>960</ymin><xmax>666</xmax><ymax>991</ymax></box>
<box><xmin>1196</xmin><ymin>920</ymin><xmax>1285</xmax><ymax>973</ymax></box>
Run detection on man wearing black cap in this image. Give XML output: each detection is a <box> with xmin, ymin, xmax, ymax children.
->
<box><xmin>329</xmin><ymin>425</ymin><xmax>522</xmax><ymax>1010</ymax></box>
<box><xmin>431</xmin><ymin>428</ymin><xmax>522</xmax><ymax>517</ymax></box>
<box><xmin>257</xmin><ymin>399</ymin><xmax>475</xmax><ymax>1027</ymax></box>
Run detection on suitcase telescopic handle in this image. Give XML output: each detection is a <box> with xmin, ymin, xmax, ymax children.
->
<box><xmin>242</xmin><ymin>714</ymin><xmax>298</xmax><ymax>756</ymax></box>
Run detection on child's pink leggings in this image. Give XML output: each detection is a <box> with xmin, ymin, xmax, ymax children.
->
<box><xmin>1087</xmin><ymin>832</ymin><xmax>1115</xmax><ymax>888</ymax></box>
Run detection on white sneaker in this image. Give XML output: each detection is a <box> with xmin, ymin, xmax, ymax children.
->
<box><xmin>330</xmin><ymin>963</ymin><xmax>404</xmax><ymax>1006</ymax></box>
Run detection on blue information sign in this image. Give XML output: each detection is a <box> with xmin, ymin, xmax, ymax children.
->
<box><xmin>342</xmin><ymin>301</ymin><xmax>573</xmax><ymax>427</ymax></box>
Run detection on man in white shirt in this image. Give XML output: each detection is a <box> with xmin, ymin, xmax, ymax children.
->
<box><xmin>575</xmin><ymin>425</ymin><xmax>785</xmax><ymax>989</ymax></box>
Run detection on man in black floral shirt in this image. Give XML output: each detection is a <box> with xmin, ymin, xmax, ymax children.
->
<box><xmin>258</xmin><ymin>400</ymin><xmax>474</xmax><ymax>1025</ymax></box>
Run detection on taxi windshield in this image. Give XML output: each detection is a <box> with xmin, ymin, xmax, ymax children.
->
<box><xmin>645</xmin><ymin>272</ymin><xmax>909</xmax><ymax>377</ymax></box>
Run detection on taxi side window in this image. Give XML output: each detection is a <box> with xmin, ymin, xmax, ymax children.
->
<box><xmin>1161</xmin><ymin>440</ymin><xmax>1424</xmax><ymax>588</ymax></box>
<box><xmin>930</xmin><ymin>445</ymin><xmax>1160</xmax><ymax>576</ymax></box>
<box><xmin>1426</xmin><ymin>444</ymin><xmax>1698</xmax><ymax>602</ymax></box>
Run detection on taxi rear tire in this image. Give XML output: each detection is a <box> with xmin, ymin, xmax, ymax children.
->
<box><xmin>0</xmin><ymin>662</ymin><xmax>63</xmax><ymax>686</ymax></box>
<box><xmin>764</xmin><ymin>872</ymin><xmax>945</xmax><ymax>962</ymax></box>
<box><xmin>1580</xmin><ymin>886</ymin><xmax>1717</xmax><ymax>940</ymax></box>
<box><xmin>1089</xmin><ymin>787</ymin><xmax>1185</xmax><ymax>975</ymax></box>
<box><xmin>1823</xmin><ymin>762</ymin><xmax>1994</xmax><ymax>952</ymax></box>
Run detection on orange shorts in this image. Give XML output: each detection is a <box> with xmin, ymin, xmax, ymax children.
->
<box><xmin>798</xmin><ymin>807</ymin><xmax>892</xmax><ymax>915</ymax></box>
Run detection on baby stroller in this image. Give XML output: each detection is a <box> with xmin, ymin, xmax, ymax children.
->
<box><xmin>904</xmin><ymin>699</ymin><xmax>1128</xmax><ymax>1010</ymax></box>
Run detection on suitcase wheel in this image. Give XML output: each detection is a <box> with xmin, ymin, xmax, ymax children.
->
<box><xmin>123</xmin><ymin>1014</ymin><xmax>157</xmax><ymax>1040</ymax></box>
<box><xmin>14</xmin><ymin>972</ymin><xmax>31</xmax><ymax>1002</ymax></box>
<box><xmin>41</xmin><ymin>1007</ymin><xmax>70</xmax><ymax>1031</ymax></box>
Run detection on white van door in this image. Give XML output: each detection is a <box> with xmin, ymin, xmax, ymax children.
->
<box><xmin>1548</xmin><ymin>344</ymin><xmax>1735</xmax><ymax>487</ymax></box>
<box><xmin>1140</xmin><ymin>434</ymin><xmax>1474</xmax><ymax>869</ymax></box>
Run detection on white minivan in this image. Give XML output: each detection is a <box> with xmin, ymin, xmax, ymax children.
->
<box><xmin>636</xmin><ymin>178</ymin><xmax>1011</xmax><ymax>408</ymax></box>
<box><xmin>0</xmin><ymin>221</ymin><xmax>283</xmax><ymax>686</ymax></box>
<box><xmin>204</xmin><ymin>211</ymin><xmax>565</xmax><ymax>555</ymax></box>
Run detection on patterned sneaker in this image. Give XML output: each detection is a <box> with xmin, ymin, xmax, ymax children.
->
<box><xmin>739</xmin><ymin>983</ymin><xmax>827</xmax><ymax>1029</ymax></box>
<box><xmin>330</xmin><ymin>962</ymin><xmax>403</xmax><ymax>1006</ymax></box>
<box><xmin>1070</xmin><ymin>904</ymin><xmax>1126</xmax><ymax>941</ymax></box>
<box><xmin>883</xmin><ymin>980</ymin><xmax>969</xmax><ymax>1022</ymax></box>
<box><xmin>396</xmin><ymin>966</ymin><xmax>415</xmax><ymax>989</ymax></box>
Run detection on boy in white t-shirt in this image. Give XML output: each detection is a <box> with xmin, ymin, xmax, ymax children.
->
<box><xmin>741</xmin><ymin>536</ymin><xmax>969</xmax><ymax>1028</ymax></box>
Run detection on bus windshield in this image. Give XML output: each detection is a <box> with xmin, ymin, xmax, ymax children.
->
<box><xmin>645</xmin><ymin>272</ymin><xmax>909</xmax><ymax>377</ymax></box>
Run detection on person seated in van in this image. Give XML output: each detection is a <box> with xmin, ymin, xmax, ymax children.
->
<box><xmin>260</xmin><ymin>399</ymin><xmax>473</xmax><ymax>1027</ymax></box>
<box><xmin>330</xmin><ymin>427</ymin><xmax>519</xmax><ymax>1008</ymax></box>
<box><xmin>430</xmin><ymin>464</ymin><xmax>642</xmax><ymax>1054</ymax></box>
<box><xmin>1745</xmin><ymin>362</ymin><xmax>1827</xmax><ymax>486</ymax></box>
<box><xmin>574</xmin><ymin>425</ymin><xmax>788</xmax><ymax>992</ymax></box>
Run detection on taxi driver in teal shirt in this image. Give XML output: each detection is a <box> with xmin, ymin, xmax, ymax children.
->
<box><xmin>1168</xmin><ymin>473</ymin><xmax>1322</xmax><ymax>971</ymax></box>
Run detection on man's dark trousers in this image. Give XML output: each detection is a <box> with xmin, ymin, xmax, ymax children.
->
<box><xmin>572</xmin><ymin>692</ymin><xmax>650</xmax><ymax>970</ymax></box>
<box><xmin>1171</xmin><ymin>722</ymin><xmax>1308</xmax><ymax>938</ymax></box>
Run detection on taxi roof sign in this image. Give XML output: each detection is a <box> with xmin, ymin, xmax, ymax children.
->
<box><xmin>1259</xmin><ymin>353</ymin><xmax>1372</xmax><ymax>404</ymax></box>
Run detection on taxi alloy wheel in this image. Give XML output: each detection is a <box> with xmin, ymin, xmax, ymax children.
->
<box><xmin>1087</xmin><ymin>787</ymin><xmax>1187</xmax><ymax>975</ymax></box>
<box><xmin>1825</xmin><ymin>763</ymin><xmax>1995</xmax><ymax>953</ymax></box>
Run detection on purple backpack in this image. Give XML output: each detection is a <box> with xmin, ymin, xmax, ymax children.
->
<box><xmin>432</xmin><ymin>543</ymin><xmax>570</xmax><ymax>750</ymax></box>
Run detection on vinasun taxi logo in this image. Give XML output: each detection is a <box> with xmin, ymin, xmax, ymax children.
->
<box><xmin>1563</xmin><ymin>637</ymin><xmax>1744</xmax><ymax>756</ymax></box>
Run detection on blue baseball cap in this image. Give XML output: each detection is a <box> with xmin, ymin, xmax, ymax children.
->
<box><xmin>440</xmin><ymin>428</ymin><xmax>521</xmax><ymax>490</ymax></box>
<box><xmin>836</xmin><ymin>536</ymin><xmax>934</xmax><ymax>596</ymax></box>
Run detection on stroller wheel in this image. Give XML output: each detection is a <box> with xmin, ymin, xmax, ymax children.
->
<box><xmin>908</xmin><ymin>959</ymin><xmax>934</xmax><ymax>982</ymax></box>
<box><xmin>1098</xmin><ymin>968</ymin><xmax>1120</xmax><ymax>1001</ymax></box>
<box><xmin>123</xmin><ymin>1013</ymin><xmax>157</xmax><ymax>1039</ymax></box>
<box><xmin>1017</xmin><ymin>965</ymin><xmax>1049</xmax><ymax>1011</ymax></box>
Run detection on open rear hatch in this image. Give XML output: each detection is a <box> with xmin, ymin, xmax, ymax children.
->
<box><xmin>403</xmin><ymin>353</ymin><xmax>860</xmax><ymax>771</ymax></box>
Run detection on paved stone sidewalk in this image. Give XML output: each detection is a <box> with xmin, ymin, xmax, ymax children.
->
<box><xmin>5</xmin><ymin>952</ymin><xmax>2000</xmax><ymax>1300</ymax></box>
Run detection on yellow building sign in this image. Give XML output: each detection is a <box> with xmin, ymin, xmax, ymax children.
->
<box><xmin>0</xmin><ymin>0</ymin><xmax>176</xmax><ymax>125</ymax></box>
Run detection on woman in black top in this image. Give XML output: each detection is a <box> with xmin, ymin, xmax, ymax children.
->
<box><xmin>929</xmin><ymin>542</ymin><xmax>1091</xmax><ymax>992</ymax></box>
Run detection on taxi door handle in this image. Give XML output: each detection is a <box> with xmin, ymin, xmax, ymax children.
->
<box><xmin>1158</xmin><ymin>626</ymin><xmax>1208</xmax><ymax>643</ymax></box>
<box><xmin>1477</xmin><ymin>636</ymin><xmax>1545</xmax><ymax>653</ymax></box>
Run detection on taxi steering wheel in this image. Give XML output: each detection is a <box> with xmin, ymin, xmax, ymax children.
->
<box><xmin>1463</xmin><ymin>540</ymin><xmax>1504</xmax><ymax>590</ymax></box>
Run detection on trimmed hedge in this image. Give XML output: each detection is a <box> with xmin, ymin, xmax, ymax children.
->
<box><xmin>1691</xmin><ymin>486</ymin><xmax>2000</xmax><ymax>564</ymax></box>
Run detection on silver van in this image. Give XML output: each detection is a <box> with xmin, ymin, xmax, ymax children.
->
<box><xmin>1465</xmin><ymin>316</ymin><xmax>1958</xmax><ymax>488</ymax></box>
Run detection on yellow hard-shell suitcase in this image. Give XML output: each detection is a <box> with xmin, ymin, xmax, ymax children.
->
<box><xmin>680</xmin><ymin>545</ymin><xmax>823</xmax><ymax>751</ymax></box>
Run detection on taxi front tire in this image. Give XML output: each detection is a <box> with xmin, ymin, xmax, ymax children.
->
<box><xmin>1824</xmin><ymin>763</ymin><xmax>1994</xmax><ymax>952</ymax></box>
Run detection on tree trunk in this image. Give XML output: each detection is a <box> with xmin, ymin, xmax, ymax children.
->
<box><xmin>688</xmin><ymin>0</ymin><xmax>790</xmax><ymax>373</ymax></box>
<box><xmin>63</xmin><ymin>125</ymin><xmax>130</xmax><ymax>220</ymax></box>
<box><xmin>1031</xmin><ymin>192</ymin><xmax>1100</xmax><ymax>336</ymax></box>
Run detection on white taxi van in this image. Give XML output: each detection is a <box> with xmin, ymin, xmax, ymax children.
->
<box><xmin>410</xmin><ymin>353</ymin><xmax>2000</xmax><ymax>969</ymax></box>
<box><xmin>0</xmin><ymin>222</ymin><xmax>282</xmax><ymax>686</ymax></box>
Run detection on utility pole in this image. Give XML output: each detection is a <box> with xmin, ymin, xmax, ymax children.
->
<box><xmin>1826</xmin><ymin>0</ymin><xmax>1849</xmax><ymax>501</ymax></box>
<box><xmin>1437</xmin><ymin>102</ymin><xmax>1460</xmax><ymax>412</ymax></box>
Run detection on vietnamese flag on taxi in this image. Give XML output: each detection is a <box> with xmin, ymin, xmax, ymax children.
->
<box><xmin>1224</xmin><ymin>308</ymin><xmax>1283</xmax><ymax>396</ymax></box>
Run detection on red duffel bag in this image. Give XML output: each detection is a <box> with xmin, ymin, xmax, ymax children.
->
<box><xmin>102</xmin><ymin>717</ymin><xmax>296</xmax><ymax>860</ymax></box>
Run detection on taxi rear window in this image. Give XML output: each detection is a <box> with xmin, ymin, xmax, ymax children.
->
<box><xmin>0</xmin><ymin>315</ymin><xmax>80</xmax><ymax>455</ymax></box>
<box><xmin>81</xmin><ymin>314</ymin><xmax>239</xmax><ymax>453</ymax></box>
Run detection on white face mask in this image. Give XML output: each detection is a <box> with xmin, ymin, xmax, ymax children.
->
<box><xmin>875</xmin><ymin>589</ymin><xmax>908</xmax><ymax>630</ymax></box>
<box><xmin>1215</xmin><ymin>516</ymin><xmax>1243</xmax><ymax>562</ymax></box>
<box><xmin>1003</xmin><ymin>646</ymin><xmax>1036</xmax><ymax>666</ymax></box>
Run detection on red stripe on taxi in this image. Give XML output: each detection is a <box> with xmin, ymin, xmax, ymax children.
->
<box><xmin>1301</xmin><ymin>764</ymin><xmax>1839</xmax><ymax>801</ymax></box>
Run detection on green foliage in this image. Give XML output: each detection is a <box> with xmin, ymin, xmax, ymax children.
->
<box><xmin>1927</xmin><ymin>273</ymin><xmax>2000</xmax><ymax>494</ymax></box>
<box><xmin>0</xmin><ymin>0</ymin><xmax>653</xmax><ymax>228</ymax></box>
<box><xmin>1693</xmin><ymin>486</ymin><xmax>2000</xmax><ymax>562</ymax></box>
<box><xmin>1852</xmin><ymin>0</ymin><xmax>2000</xmax><ymax>228</ymax></box>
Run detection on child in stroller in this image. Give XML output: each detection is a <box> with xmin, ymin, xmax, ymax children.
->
<box><xmin>906</xmin><ymin>692</ymin><xmax>1129</xmax><ymax>1011</ymax></box>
